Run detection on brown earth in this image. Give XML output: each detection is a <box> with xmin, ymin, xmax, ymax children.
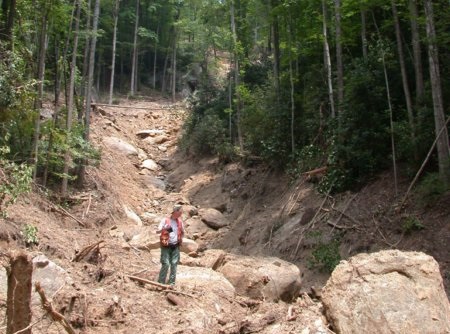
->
<box><xmin>0</xmin><ymin>95</ymin><xmax>449</xmax><ymax>333</ymax></box>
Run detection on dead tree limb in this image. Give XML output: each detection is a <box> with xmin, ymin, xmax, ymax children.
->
<box><xmin>35</xmin><ymin>282</ymin><xmax>77</xmax><ymax>334</ymax></box>
<box><xmin>399</xmin><ymin>115</ymin><xmax>450</xmax><ymax>210</ymax></box>
<box><xmin>127</xmin><ymin>275</ymin><xmax>195</xmax><ymax>298</ymax></box>
<box><xmin>92</xmin><ymin>103</ymin><xmax>177</xmax><ymax>111</ymax></box>
<box><xmin>72</xmin><ymin>240</ymin><xmax>104</xmax><ymax>262</ymax></box>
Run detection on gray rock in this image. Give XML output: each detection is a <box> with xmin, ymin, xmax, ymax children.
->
<box><xmin>321</xmin><ymin>250</ymin><xmax>450</xmax><ymax>334</ymax></box>
<box><xmin>199</xmin><ymin>208</ymin><xmax>230</xmax><ymax>230</ymax></box>
<box><xmin>104</xmin><ymin>136</ymin><xmax>138</xmax><ymax>156</ymax></box>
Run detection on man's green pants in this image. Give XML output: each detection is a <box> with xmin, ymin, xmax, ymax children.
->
<box><xmin>158</xmin><ymin>245</ymin><xmax>180</xmax><ymax>285</ymax></box>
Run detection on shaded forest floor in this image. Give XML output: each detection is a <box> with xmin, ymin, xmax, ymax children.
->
<box><xmin>0</xmin><ymin>94</ymin><xmax>449</xmax><ymax>333</ymax></box>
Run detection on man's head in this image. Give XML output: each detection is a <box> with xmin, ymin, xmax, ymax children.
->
<box><xmin>171</xmin><ymin>204</ymin><xmax>183</xmax><ymax>219</ymax></box>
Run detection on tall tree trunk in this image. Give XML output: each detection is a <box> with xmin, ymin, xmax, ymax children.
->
<box><xmin>81</xmin><ymin>0</ymin><xmax>92</xmax><ymax>114</ymax></box>
<box><xmin>171</xmin><ymin>30</ymin><xmax>177</xmax><ymax>103</ymax></box>
<box><xmin>424</xmin><ymin>0</ymin><xmax>450</xmax><ymax>183</ymax></box>
<box><xmin>361</xmin><ymin>9</ymin><xmax>368</xmax><ymax>62</ymax></box>
<box><xmin>288</xmin><ymin>15</ymin><xmax>295</xmax><ymax>153</ymax></box>
<box><xmin>322</xmin><ymin>0</ymin><xmax>335</xmax><ymax>118</ymax></box>
<box><xmin>6</xmin><ymin>251</ymin><xmax>32</xmax><ymax>334</ymax></box>
<box><xmin>230</xmin><ymin>0</ymin><xmax>243</xmax><ymax>152</ymax></box>
<box><xmin>161</xmin><ymin>46</ymin><xmax>170</xmax><ymax>94</ymax></box>
<box><xmin>108</xmin><ymin>0</ymin><xmax>119</xmax><ymax>104</ymax></box>
<box><xmin>152</xmin><ymin>23</ymin><xmax>159</xmax><ymax>90</ymax></box>
<box><xmin>78</xmin><ymin>0</ymin><xmax>100</xmax><ymax>186</ymax></box>
<box><xmin>334</xmin><ymin>0</ymin><xmax>344</xmax><ymax>116</ymax></box>
<box><xmin>0</xmin><ymin>0</ymin><xmax>16</xmax><ymax>50</ymax></box>
<box><xmin>409</xmin><ymin>0</ymin><xmax>424</xmax><ymax>104</ymax></box>
<box><xmin>130</xmin><ymin>0</ymin><xmax>139</xmax><ymax>97</ymax></box>
<box><xmin>43</xmin><ymin>41</ymin><xmax>62</xmax><ymax>187</ymax></box>
<box><xmin>392</xmin><ymin>1</ymin><xmax>416</xmax><ymax>158</ymax></box>
<box><xmin>270</xmin><ymin>0</ymin><xmax>280</xmax><ymax>98</ymax></box>
<box><xmin>32</xmin><ymin>12</ymin><xmax>48</xmax><ymax>181</ymax></box>
<box><xmin>372</xmin><ymin>12</ymin><xmax>398</xmax><ymax>194</ymax></box>
<box><xmin>62</xmin><ymin>0</ymin><xmax>81</xmax><ymax>195</ymax></box>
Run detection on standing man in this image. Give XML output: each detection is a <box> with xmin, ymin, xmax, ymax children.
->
<box><xmin>157</xmin><ymin>205</ymin><xmax>184</xmax><ymax>286</ymax></box>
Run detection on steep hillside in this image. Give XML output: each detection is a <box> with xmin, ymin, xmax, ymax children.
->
<box><xmin>0</xmin><ymin>96</ymin><xmax>449</xmax><ymax>334</ymax></box>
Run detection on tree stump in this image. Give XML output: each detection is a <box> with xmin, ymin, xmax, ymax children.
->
<box><xmin>7</xmin><ymin>251</ymin><xmax>32</xmax><ymax>334</ymax></box>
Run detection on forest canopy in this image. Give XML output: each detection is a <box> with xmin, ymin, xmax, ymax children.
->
<box><xmin>0</xmin><ymin>0</ymin><xmax>449</xmax><ymax>195</ymax></box>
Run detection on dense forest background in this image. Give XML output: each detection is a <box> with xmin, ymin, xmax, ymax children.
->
<box><xmin>1</xmin><ymin>0</ymin><xmax>449</xmax><ymax>202</ymax></box>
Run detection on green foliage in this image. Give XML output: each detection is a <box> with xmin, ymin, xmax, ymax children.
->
<box><xmin>287</xmin><ymin>144</ymin><xmax>325</xmax><ymax>179</ymax></box>
<box><xmin>22</xmin><ymin>224</ymin><xmax>39</xmax><ymax>246</ymax></box>
<box><xmin>0</xmin><ymin>142</ymin><xmax>33</xmax><ymax>213</ymax></box>
<box><xmin>416</xmin><ymin>173</ymin><xmax>450</xmax><ymax>207</ymax></box>
<box><xmin>307</xmin><ymin>231</ymin><xmax>341</xmax><ymax>273</ymax></box>
<box><xmin>39</xmin><ymin>123</ymin><xmax>101</xmax><ymax>183</ymax></box>
<box><xmin>401</xmin><ymin>216</ymin><xmax>424</xmax><ymax>234</ymax></box>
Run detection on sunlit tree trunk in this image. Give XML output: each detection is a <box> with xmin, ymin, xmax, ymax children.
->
<box><xmin>81</xmin><ymin>0</ymin><xmax>92</xmax><ymax>110</ymax></box>
<box><xmin>109</xmin><ymin>0</ymin><xmax>120</xmax><ymax>104</ymax></box>
<box><xmin>32</xmin><ymin>11</ymin><xmax>48</xmax><ymax>180</ymax></box>
<box><xmin>424</xmin><ymin>0</ymin><xmax>450</xmax><ymax>183</ymax></box>
<box><xmin>130</xmin><ymin>0</ymin><xmax>139</xmax><ymax>97</ymax></box>
<box><xmin>62</xmin><ymin>0</ymin><xmax>81</xmax><ymax>195</ymax></box>
<box><xmin>288</xmin><ymin>15</ymin><xmax>295</xmax><ymax>153</ymax></box>
<box><xmin>322</xmin><ymin>0</ymin><xmax>335</xmax><ymax>118</ymax></box>
<box><xmin>230</xmin><ymin>0</ymin><xmax>243</xmax><ymax>152</ymax></box>
<box><xmin>79</xmin><ymin>0</ymin><xmax>100</xmax><ymax>186</ymax></box>
<box><xmin>171</xmin><ymin>36</ymin><xmax>177</xmax><ymax>103</ymax></box>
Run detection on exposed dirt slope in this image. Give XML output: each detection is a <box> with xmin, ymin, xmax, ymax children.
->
<box><xmin>0</xmin><ymin>96</ymin><xmax>449</xmax><ymax>334</ymax></box>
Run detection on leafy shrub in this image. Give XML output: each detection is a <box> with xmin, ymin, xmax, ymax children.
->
<box><xmin>401</xmin><ymin>216</ymin><xmax>424</xmax><ymax>234</ymax></box>
<box><xmin>416</xmin><ymin>172</ymin><xmax>450</xmax><ymax>206</ymax></box>
<box><xmin>307</xmin><ymin>231</ymin><xmax>342</xmax><ymax>273</ymax></box>
<box><xmin>22</xmin><ymin>224</ymin><xmax>39</xmax><ymax>246</ymax></box>
<box><xmin>0</xmin><ymin>141</ymin><xmax>32</xmax><ymax>213</ymax></box>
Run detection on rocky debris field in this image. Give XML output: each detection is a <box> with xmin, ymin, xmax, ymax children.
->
<box><xmin>1</xmin><ymin>97</ymin><xmax>449</xmax><ymax>334</ymax></box>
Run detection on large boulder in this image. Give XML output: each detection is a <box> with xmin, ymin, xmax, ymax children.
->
<box><xmin>103</xmin><ymin>136</ymin><xmax>138</xmax><ymax>156</ymax></box>
<box><xmin>216</xmin><ymin>254</ymin><xmax>302</xmax><ymax>302</ymax></box>
<box><xmin>0</xmin><ymin>254</ymin><xmax>72</xmax><ymax>306</ymax></box>
<box><xmin>199</xmin><ymin>208</ymin><xmax>230</xmax><ymax>230</ymax></box>
<box><xmin>322</xmin><ymin>250</ymin><xmax>450</xmax><ymax>334</ymax></box>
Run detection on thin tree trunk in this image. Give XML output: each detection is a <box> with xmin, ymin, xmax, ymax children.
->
<box><xmin>334</xmin><ymin>0</ymin><xmax>344</xmax><ymax>116</ymax></box>
<box><xmin>230</xmin><ymin>0</ymin><xmax>243</xmax><ymax>152</ymax></box>
<box><xmin>79</xmin><ymin>0</ymin><xmax>100</xmax><ymax>186</ymax></box>
<box><xmin>270</xmin><ymin>0</ymin><xmax>280</xmax><ymax>99</ymax></box>
<box><xmin>322</xmin><ymin>0</ymin><xmax>335</xmax><ymax>118</ymax></box>
<box><xmin>130</xmin><ymin>0</ymin><xmax>139</xmax><ymax>97</ymax></box>
<box><xmin>372</xmin><ymin>12</ymin><xmax>398</xmax><ymax>195</ymax></box>
<box><xmin>288</xmin><ymin>14</ymin><xmax>295</xmax><ymax>153</ymax></box>
<box><xmin>62</xmin><ymin>0</ymin><xmax>81</xmax><ymax>195</ymax></box>
<box><xmin>152</xmin><ymin>23</ymin><xmax>159</xmax><ymax>89</ymax></box>
<box><xmin>409</xmin><ymin>0</ymin><xmax>424</xmax><ymax>104</ymax></box>
<box><xmin>424</xmin><ymin>0</ymin><xmax>450</xmax><ymax>183</ymax></box>
<box><xmin>0</xmin><ymin>0</ymin><xmax>16</xmax><ymax>50</ymax></box>
<box><xmin>32</xmin><ymin>12</ymin><xmax>48</xmax><ymax>180</ymax></box>
<box><xmin>43</xmin><ymin>41</ymin><xmax>62</xmax><ymax>187</ymax></box>
<box><xmin>361</xmin><ymin>9</ymin><xmax>368</xmax><ymax>62</ymax></box>
<box><xmin>392</xmin><ymin>1</ymin><xmax>416</xmax><ymax>158</ymax></box>
<box><xmin>108</xmin><ymin>0</ymin><xmax>119</xmax><ymax>104</ymax></box>
<box><xmin>161</xmin><ymin>46</ymin><xmax>170</xmax><ymax>94</ymax></box>
<box><xmin>81</xmin><ymin>0</ymin><xmax>92</xmax><ymax>110</ymax></box>
<box><xmin>171</xmin><ymin>30</ymin><xmax>177</xmax><ymax>103</ymax></box>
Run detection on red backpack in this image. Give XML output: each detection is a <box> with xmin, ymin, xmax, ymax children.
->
<box><xmin>160</xmin><ymin>217</ymin><xmax>183</xmax><ymax>247</ymax></box>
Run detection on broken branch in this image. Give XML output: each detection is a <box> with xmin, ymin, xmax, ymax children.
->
<box><xmin>35</xmin><ymin>282</ymin><xmax>77</xmax><ymax>334</ymax></box>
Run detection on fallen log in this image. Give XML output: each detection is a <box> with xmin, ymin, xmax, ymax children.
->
<box><xmin>127</xmin><ymin>275</ymin><xmax>195</xmax><ymax>298</ymax></box>
<box><xmin>72</xmin><ymin>240</ymin><xmax>104</xmax><ymax>262</ymax></box>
